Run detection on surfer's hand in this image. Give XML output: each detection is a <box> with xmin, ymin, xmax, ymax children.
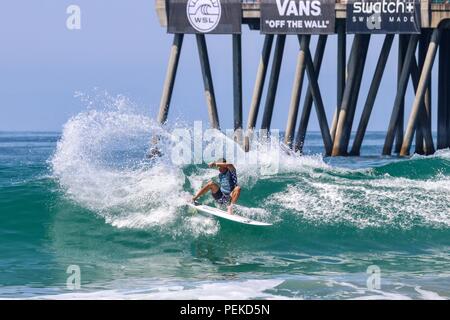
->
<box><xmin>208</xmin><ymin>162</ymin><xmax>216</xmax><ymax>168</ymax></box>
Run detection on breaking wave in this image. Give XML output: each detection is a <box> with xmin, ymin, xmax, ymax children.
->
<box><xmin>50</xmin><ymin>94</ymin><xmax>450</xmax><ymax>238</ymax></box>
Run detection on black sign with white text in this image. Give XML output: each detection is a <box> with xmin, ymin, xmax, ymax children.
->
<box><xmin>347</xmin><ymin>0</ymin><xmax>421</xmax><ymax>34</ymax></box>
<box><xmin>260</xmin><ymin>0</ymin><xmax>335</xmax><ymax>34</ymax></box>
<box><xmin>167</xmin><ymin>0</ymin><xmax>241</xmax><ymax>34</ymax></box>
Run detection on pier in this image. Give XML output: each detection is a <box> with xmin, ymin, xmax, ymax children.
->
<box><xmin>155</xmin><ymin>0</ymin><xmax>450</xmax><ymax>156</ymax></box>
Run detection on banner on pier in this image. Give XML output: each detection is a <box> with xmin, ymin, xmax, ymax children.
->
<box><xmin>260</xmin><ymin>0</ymin><xmax>335</xmax><ymax>34</ymax></box>
<box><xmin>167</xmin><ymin>0</ymin><xmax>241</xmax><ymax>34</ymax></box>
<box><xmin>347</xmin><ymin>0</ymin><xmax>421</xmax><ymax>34</ymax></box>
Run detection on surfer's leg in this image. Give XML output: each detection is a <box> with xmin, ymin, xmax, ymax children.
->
<box><xmin>230</xmin><ymin>186</ymin><xmax>241</xmax><ymax>204</ymax></box>
<box><xmin>227</xmin><ymin>186</ymin><xmax>241</xmax><ymax>214</ymax></box>
<box><xmin>193</xmin><ymin>181</ymin><xmax>220</xmax><ymax>201</ymax></box>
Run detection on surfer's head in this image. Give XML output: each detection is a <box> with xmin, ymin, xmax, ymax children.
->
<box><xmin>217</xmin><ymin>158</ymin><xmax>228</xmax><ymax>173</ymax></box>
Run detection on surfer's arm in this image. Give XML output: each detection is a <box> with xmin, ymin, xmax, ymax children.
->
<box><xmin>209</xmin><ymin>162</ymin><xmax>235</xmax><ymax>171</ymax></box>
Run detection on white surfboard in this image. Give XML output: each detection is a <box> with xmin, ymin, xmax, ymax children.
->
<box><xmin>187</xmin><ymin>203</ymin><xmax>272</xmax><ymax>227</ymax></box>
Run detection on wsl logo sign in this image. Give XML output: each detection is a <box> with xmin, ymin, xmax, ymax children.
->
<box><xmin>261</xmin><ymin>0</ymin><xmax>335</xmax><ymax>34</ymax></box>
<box><xmin>187</xmin><ymin>0</ymin><xmax>222</xmax><ymax>33</ymax></box>
<box><xmin>347</xmin><ymin>0</ymin><xmax>421</xmax><ymax>34</ymax></box>
<box><xmin>168</xmin><ymin>0</ymin><xmax>241</xmax><ymax>34</ymax></box>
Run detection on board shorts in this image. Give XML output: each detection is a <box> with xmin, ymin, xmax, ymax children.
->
<box><xmin>212</xmin><ymin>189</ymin><xmax>231</xmax><ymax>205</ymax></box>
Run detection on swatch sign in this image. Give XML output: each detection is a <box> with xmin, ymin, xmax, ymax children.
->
<box><xmin>347</xmin><ymin>0</ymin><xmax>421</xmax><ymax>34</ymax></box>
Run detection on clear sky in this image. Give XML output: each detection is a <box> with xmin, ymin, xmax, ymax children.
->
<box><xmin>0</xmin><ymin>0</ymin><xmax>439</xmax><ymax>132</ymax></box>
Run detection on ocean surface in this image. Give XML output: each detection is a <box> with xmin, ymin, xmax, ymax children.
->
<box><xmin>1</xmin><ymin>106</ymin><xmax>449</xmax><ymax>300</ymax></box>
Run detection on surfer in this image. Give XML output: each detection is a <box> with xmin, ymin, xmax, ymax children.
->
<box><xmin>192</xmin><ymin>158</ymin><xmax>241</xmax><ymax>215</ymax></box>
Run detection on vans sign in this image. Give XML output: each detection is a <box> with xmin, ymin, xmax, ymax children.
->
<box><xmin>260</xmin><ymin>0</ymin><xmax>335</xmax><ymax>34</ymax></box>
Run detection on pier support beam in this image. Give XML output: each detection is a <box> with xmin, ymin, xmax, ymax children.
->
<box><xmin>410</xmin><ymin>56</ymin><xmax>420</xmax><ymax>99</ymax></box>
<box><xmin>394</xmin><ymin>35</ymin><xmax>408</xmax><ymax>154</ymax></box>
<box><xmin>438</xmin><ymin>29</ymin><xmax>450</xmax><ymax>149</ymax></box>
<box><xmin>350</xmin><ymin>35</ymin><xmax>394</xmax><ymax>156</ymax></box>
<box><xmin>416</xmin><ymin>30</ymin><xmax>434</xmax><ymax>155</ymax></box>
<box><xmin>332</xmin><ymin>35</ymin><xmax>370</xmax><ymax>156</ymax></box>
<box><xmin>245</xmin><ymin>35</ymin><xmax>274</xmax><ymax>151</ymax></box>
<box><xmin>383</xmin><ymin>34</ymin><xmax>419</xmax><ymax>155</ymax></box>
<box><xmin>422</xmin><ymin>30</ymin><xmax>435</xmax><ymax>155</ymax></box>
<box><xmin>284</xmin><ymin>35</ymin><xmax>309</xmax><ymax>148</ymax></box>
<box><xmin>400</xmin><ymin>28</ymin><xmax>442</xmax><ymax>156</ymax></box>
<box><xmin>196</xmin><ymin>34</ymin><xmax>220</xmax><ymax>129</ymax></box>
<box><xmin>232</xmin><ymin>34</ymin><xmax>243</xmax><ymax>143</ymax></box>
<box><xmin>158</xmin><ymin>34</ymin><xmax>184</xmax><ymax>124</ymax></box>
<box><xmin>261</xmin><ymin>35</ymin><xmax>286</xmax><ymax>131</ymax></box>
<box><xmin>415</xmin><ymin>35</ymin><xmax>425</xmax><ymax>154</ymax></box>
<box><xmin>300</xmin><ymin>36</ymin><xmax>333</xmax><ymax>155</ymax></box>
<box><xmin>294</xmin><ymin>35</ymin><xmax>327</xmax><ymax>153</ymax></box>
<box><xmin>346</xmin><ymin>35</ymin><xmax>370</xmax><ymax>145</ymax></box>
<box><xmin>331</xmin><ymin>23</ymin><xmax>347</xmax><ymax>140</ymax></box>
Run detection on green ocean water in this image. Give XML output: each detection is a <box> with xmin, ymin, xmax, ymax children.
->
<box><xmin>1</xmin><ymin>107</ymin><xmax>449</xmax><ymax>299</ymax></box>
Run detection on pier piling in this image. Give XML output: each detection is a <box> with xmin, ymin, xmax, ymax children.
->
<box><xmin>196</xmin><ymin>34</ymin><xmax>220</xmax><ymax>129</ymax></box>
<box><xmin>261</xmin><ymin>35</ymin><xmax>286</xmax><ymax>131</ymax></box>
<box><xmin>383</xmin><ymin>34</ymin><xmax>419</xmax><ymax>156</ymax></box>
<box><xmin>332</xmin><ymin>35</ymin><xmax>362</xmax><ymax>156</ymax></box>
<box><xmin>401</xmin><ymin>28</ymin><xmax>442</xmax><ymax>156</ymax></box>
<box><xmin>438</xmin><ymin>29</ymin><xmax>450</xmax><ymax>149</ymax></box>
<box><xmin>415</xmin><ymin>34</ymin><xmax>426</xmax><ymax>155</ymax></box>
<box><xmin>331</xmin><ymin>23</ymin><xmax>346</xmax><ymax>140</ymax></box>
<box><xmin>333</xmin><ymin>35</ymin><xmax>370</xmax><ymax>156</ymax></box>
<box><xmin>294</xmin><ymin>35</ymin><xmax>327</xmax><ymax>153</ymax></box>
<box><xmin>232</xmin><ymin>34</ymin><xmax>243</xmax><ymax>144</ymax></box>
<box><xmin>284</xmin><ymin>35</ymin><xmax>309</xmax><ymax>148</ymax></box>
<box><xmin>416</xmin><ymin>30</ymin><xmax>435</xmax><ymax>155</ymax></box>
<box><xmin>344</xmin><ymin>35</ymin><xmax>370</xmax><ymax>152</ymax></box>
<box><xmin>394</xmin><ymin>34</ymin><xmax>408</xmax><ymax>154</ymax></box>
<box><xmin>158</xmin><ymin>34</ymin><xmax>184</xmax><ymax>124</ymax></box>
<box><xmin>300</xmin><ymin>36</ymin><xmax>333</xmax><ymax>155</ymax></box>
<box><xmin>351</xmin><ymin>35</ymin><xmax>394</xmax><ymax>156</ymax></box>
<box><xmin>245</xmin><ymin>35</ymin><xmax>274</xmax><ymax>151</ymax></box>
<box><xmin>422</xmin><ymin>38</ymin><xmax>435</xmax><ymax>156</ymax></box>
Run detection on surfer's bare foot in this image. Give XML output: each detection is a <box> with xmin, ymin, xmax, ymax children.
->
<box><xmin>227</xmin><ymin>205</ymin><xmax>234</xmax><ymax>215</ymax></box>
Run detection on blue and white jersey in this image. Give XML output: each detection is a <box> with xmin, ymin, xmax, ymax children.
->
<box><xmin>218</xmin><ymin>169</ymin><xmax>238</xmax><ymax>195</ymax></box>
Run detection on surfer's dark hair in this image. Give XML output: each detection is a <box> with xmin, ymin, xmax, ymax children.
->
<box><xmin>218</xmin><ymin>158</ymin><xmax>226</xmax><ymax>163</ymax></box>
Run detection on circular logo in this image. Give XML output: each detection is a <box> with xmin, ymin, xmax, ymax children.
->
<box><xmin>186</xmin><ymin>0</ymin><xmax>222</xmax><ymax>33</ymax></box>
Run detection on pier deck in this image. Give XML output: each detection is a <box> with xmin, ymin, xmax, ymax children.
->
<box><xmin>156</xmin><ymin>1</ymin><xmax>450</xmax><ymax>29</ymax></box>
